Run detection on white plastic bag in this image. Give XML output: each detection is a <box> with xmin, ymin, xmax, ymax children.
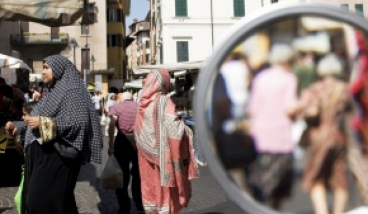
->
<box><xmin>100</xmin><ymin>155</ymin><xmax>124</xmax><ymax>189</ymax></box>
<box><xmin>100</xmin><ymin>114</ymin><xmax>107</xmax><ymax>126</ymax></box>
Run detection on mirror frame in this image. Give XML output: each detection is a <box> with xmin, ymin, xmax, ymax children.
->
<box><xmin>193</xmin><ymin>3</ymin><xmax>368</xmax><ymax>214</ymax></box>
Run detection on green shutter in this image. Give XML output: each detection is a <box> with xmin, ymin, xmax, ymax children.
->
<box><xmin>341</xmin><ymin>4</ymin><xmax>349</xmax><ymax>10</ymax></box>
<box><xmin>175</xmin><ymin>0</ymin><xmax>187</xmax><ymax>17</ymax></box>
<box><xmin>177</xmin><ymin>41</ymin><xmax>188</xmax><ymax>62</ymax></box>
<box><xmin>356</xmin><ymin>4</ymin><xmax>364</xmax><ymax>16</ymax></box>
<box><xmin>234</xmin><ymin>0</ymin><xmax>245</xmax><ymax>17</ymax></box>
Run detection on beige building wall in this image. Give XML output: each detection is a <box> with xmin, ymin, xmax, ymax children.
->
<box><xmin>0</xmin><ymin>21</ymin><xmax>22</xmax><ymax>56</ymax></box>
<box><xmin>131</xmin><ymin>40</ymin><xmax>138</xmax><ymax>67</ymax></box>
<box><xmin>27</xmin><ymin>0</ymin><xmax>108</xmax><ymax>75</ymax></box>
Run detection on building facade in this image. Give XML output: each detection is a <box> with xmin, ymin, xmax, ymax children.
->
<box><xmin>131</xmin><ymin>20</ymin><xmax>151</xmax><ymax>67</ymax></box>
<box><xmin>149</xmin><ymin>0</ymin><xmax>367</xmax><ymax>65</ymax></box>
<box><xmin>150</xmin><ymin>0</ymin><xmax>248</xmax><ymax>65</ymax></box>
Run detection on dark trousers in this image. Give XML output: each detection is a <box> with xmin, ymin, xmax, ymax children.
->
<box><xmin>114</xmin><ymin>134</ymin><xmax>143</xmax><ymax>213</ymax></box>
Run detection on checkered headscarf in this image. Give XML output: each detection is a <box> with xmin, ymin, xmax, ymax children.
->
<box><xmin>22</xmin><ymin>55</ymin><xmax>103</xmax><ymax>163</ymax></box>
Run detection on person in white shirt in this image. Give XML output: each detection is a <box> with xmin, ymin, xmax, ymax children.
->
<box><xmin>91</xmin><ymin>90</ymin><xmax>103</xmax><ymax>117</ymax></box>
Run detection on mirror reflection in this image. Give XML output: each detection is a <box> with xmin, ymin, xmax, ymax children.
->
<box><xmin>210</xmin><ymin>16</ymin><xmax>368</xmax><ymax>214</ymax></box>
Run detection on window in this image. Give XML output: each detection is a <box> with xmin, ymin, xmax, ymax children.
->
<box><xmin>146</xmin><ymin>54</ymin><xmax>150</xmax><ymax>64</ymax></box>
<box><xmin>175</xmin><ymin>0</ymin><xmax>187</xmax><ymax>17</ymax></box>
<box><xmin>88</xmin><ymin>3</ymin><xmax>97</xmax><ymax>23</ymax></box>
<box><xmin>160</xmin><ymin>44</ymin><xmax>163</xmax><ymax>64</ymax></box>
<box><xmin>81</xmin><ymin>48</ymin><xmax>90</xmax><ymax>73</ymax></box>
<box><xmin>356</xmin><ymin>4</ymin><xmax>364</xmax><ymax>16</ymax></box>
<box><xmin>271</xmin><ymin>0</ymin><xmax>278</xmax><ymax>3</ymax></box>
<box><xmin>145</xmin><ymin>40</ymin><xmax>150</xmax><ymax>49</ymax></box>
<box><xmin>233</xmin><ymin>0</ymin><xmax>245</xmax><ymax>17</ymax></box>
<box><xmin>138</xmin><ymin>44</ymin><xmax>141</xmax><ymax>52</ymax></box>
<box><xmin>51</xmin><ymin>27</ymin><xmax>59</xmax><ymax>40</ymax></box>
<box><xmin>107</xmin><ymin>35</ymin><xmax>122</xmax><ymax>47</ymax></box>
<box><xmin>81</xmin><ymin>25</ymin><xmax>89</xmax><ymax>35</ymax></box>
<box><xmin>176</xmin><ymin>41</ymin><xmax>188</xmax><ymax>62</ymax></box>
<box><xmin>138</xmin><ymin>56</ymin><xmax>141</xmax><ymax>66</ymax></box>
<box><xmin>21</xmin><ymin>21</ymin><xmax>29</xmax><ymax>33</ymax></box>
<box><xmin>107</xmin><ymin>9</ymin><xmax>122</xmax><ymax>22</ymax></box>
<box><xmin>341</xmin><ymin>4</ymin><xmax>349</xmax><ymax>10</ymax></box>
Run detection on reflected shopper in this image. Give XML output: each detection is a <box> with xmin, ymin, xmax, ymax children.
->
<box><xmin>247</xmin><ymin>44</ymin><xmax>297</xmax><ymax>210</ymax></box>
<box><xmin>296</xmin><ymin>54</ymin><xmax>350</xmax><ymax>214</ymax></box>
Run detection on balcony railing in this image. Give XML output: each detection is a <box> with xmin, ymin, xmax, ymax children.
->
<box><xmin>10</xmin><ymin>33</ymin><xmax>69</xmax><ymax>46</ymax></box>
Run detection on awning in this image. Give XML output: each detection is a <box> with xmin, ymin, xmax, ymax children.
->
<box><xmin>0</xmin><ymin>0</ymin><xmax>85</xmax><ymax>27</ymax></box>
<box><xmin>29</xmin><ymin>73</ymin><xmax>42</xmax><ymax>82</ymax></box>
<box><xmin>292</xmin><ymin>32</ymin><xmax>331</xmax><ymax>54</ymax></box>
<box><xmin>173</xmin><ymin>70</ymin><xmax>187</xmax><ymax>78</ymax></box>
<box><xmin>87</xmin><ymin>83</ymin><xmax>95</xmax><ymax>90</ymax></box>
<box><xmin>124</xmin><ymin>78</ymin><xmax>176</xmax><ymax>89</ymax></box>
<box><xmin>132</xmin><ymin>60</ymin><xmax>205</xmax><ymax>75</ymax></box>
<box><xmin>301</xmin><ymin>16</ymin><xmax>343</xmax><ymax>31</ymax></box>
<box><xmin>0</xmin><ymin>53</ymin><xmax>32</xmax><ymax>70</ymax></box>
<box><xmin>124</xmin><ymin>79</ymin><xmax>142</xmax><ymax>89</ymax></box>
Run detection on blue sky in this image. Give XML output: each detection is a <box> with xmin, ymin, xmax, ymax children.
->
<box><xmin>126</xmin><ymin>0</ymin><xmax>150</xmax><ymax>34</ymax></box>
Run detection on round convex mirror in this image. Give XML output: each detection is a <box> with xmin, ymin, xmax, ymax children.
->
<box><xmin>194</xmin><ymin>3</ymin><xmax>368</xmax><ymax>214</ymax></box>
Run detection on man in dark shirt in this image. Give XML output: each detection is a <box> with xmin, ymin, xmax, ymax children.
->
<box><xmin>108</xmin><ymin>92</ymin><xmax>143</xmax><ymax>214</ymax></box>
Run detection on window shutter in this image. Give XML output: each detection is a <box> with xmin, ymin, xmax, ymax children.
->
<box><xmin>175</xmin><ymin>0</ymin><xmax>187</xmax><ymax>17</ymax></box>
<box><xmin>356</xmin><ymin>4</ymin><xmax>364</xmax><ymax>16</ymax></box>
<box><xmin>233</xmin><ymin>0</ymin><xmax>245</xmax><ymax>17</ymax></box>
<box><xmin>118</xmin><ymin>9</ymin><xmax>122</xmax><ymax>22</ymax></box>
<box><xmin>177</xmin><ymin>41</ymin><xmax>188</xmax><ymax>62</ymax></box>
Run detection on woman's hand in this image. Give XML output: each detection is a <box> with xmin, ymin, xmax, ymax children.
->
<box><xmin>108</xmin><ymin>144</ymin><xmax>114</xmax><ymax>156</ymax></box>
<box><xmin>23</xmin><ymin>116</ymin><xmax>40</xmax><ymax>129</ymax></box>
<box><xmin>5</xmin><ymin>121</ymin><xmax>18</xmax><ymax>136</ymax></box>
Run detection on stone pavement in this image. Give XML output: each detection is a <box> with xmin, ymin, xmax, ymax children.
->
<box><xmin>2</xmin><ymin>136</ymin><xmax>368</xmax><ymax>214</ymax></box>
<box><xmin>0</xmin><ymin>136</ymin><xmax>236</xmax><ymax>214</ymax></box>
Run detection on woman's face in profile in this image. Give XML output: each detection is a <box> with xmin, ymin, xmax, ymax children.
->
<box><xmin>42</xmin><ymin>63</ymin><xmax>53</xmax><ymax>85</ymax></box>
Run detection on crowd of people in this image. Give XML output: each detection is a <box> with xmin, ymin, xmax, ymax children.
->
<box><xmin>213</xmin><ymin>30</ymin><xmax>368</xmax><ymax>214</ymax></box>
<box><xmin>1</xmin><ymin>55</ymin><xmax>199</xmax><ymax>214</ymax></box>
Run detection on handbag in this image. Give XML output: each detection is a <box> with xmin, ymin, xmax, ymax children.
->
<box><xmin>53</xmin><ymin>140</ymin><xmax>80</xmax><ymax>159</ymax></box>
<box><xmin>304</xmin><ymin>106</ymin><xmax>321</xmax><ymax>128</ymax></box>
<box><xmin>217</xmin><ymin>118</ymin><xmax>257</xmax><ymax>169</ymax></box>
<box><xmin>100</xmin><ymin>113</ymin><xmax>107</xmax><ymax>126</ymax></box>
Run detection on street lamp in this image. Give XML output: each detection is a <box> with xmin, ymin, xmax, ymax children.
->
<box><xmin>91</xmin><ymin>54</ymin><xmax>96</xmax><ymax>72</ymax></box>
<box><xmin>81</xmin><ymin>25</ymin><xmax>90</xmax><ymax>87</ymax></box>
<box><xmin>69</xmin><ymin>38</ymin><xmax>79</xmax><ymax>65</ymax></box>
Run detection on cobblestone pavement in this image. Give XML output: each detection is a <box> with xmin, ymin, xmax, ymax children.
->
<box><xmin>0</xmin><ymin>136</ymin><xmax>229</xmax><ymax>214</ymax></box>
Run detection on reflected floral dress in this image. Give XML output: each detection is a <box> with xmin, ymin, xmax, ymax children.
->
<box><xmin>298</xmin><ymin>77</ymin><xmax>350</xmax><ymax>192</ymax></box>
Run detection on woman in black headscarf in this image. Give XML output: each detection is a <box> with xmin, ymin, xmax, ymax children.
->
<box><xmin>5</xmin><ymin>55</ymin><xmax>103</xmax><ymax>214</ymax></box>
